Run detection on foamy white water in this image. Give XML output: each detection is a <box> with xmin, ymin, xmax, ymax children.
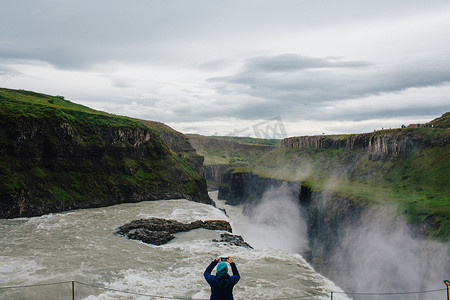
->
<box><xmin>0</xmin><ymin>192</ymin><xmax>350</xmax><ymax>299</ymax></box>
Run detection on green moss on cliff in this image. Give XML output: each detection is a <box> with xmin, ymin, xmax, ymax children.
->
<box><xmin>242</xmin><ymin>127</ymin><xmax>450</xmax><ymax>241</ymax></box>
<box><xmin>0</xmin><ymin>88</ymin><xmax>210</xmax><ymax>218</ymax></box>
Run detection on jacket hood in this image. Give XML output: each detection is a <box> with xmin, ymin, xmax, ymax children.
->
<box><xmin>216</xmin><ymin>274</ymin><xmax>232</xmax><ymax>288</ymax></box>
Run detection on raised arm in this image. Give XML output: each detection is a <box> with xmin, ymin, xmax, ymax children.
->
<box><xmin>230</xmin><ymin>262</ymin><xmax>239</xmax><ymax>277</ymax></box>
<box><xmin>204</xmin><ymin>259</ymin><xmax>218</xmax><ymax>275</ymax></box>
<box><xmin>204</xmin><ymin>258</ymin><xmax>219</xmax><ymax>284</ymax></box>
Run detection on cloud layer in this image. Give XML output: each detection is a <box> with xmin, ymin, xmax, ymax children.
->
<box><xmin>1</xmin><ymin>0</ymin><xmax>449</xmax><ymax>136</ymax></box>
<box><xmin>208</xmin><ymin>53</ymin><xmax>450</xmax><ymax>121</ymax></box>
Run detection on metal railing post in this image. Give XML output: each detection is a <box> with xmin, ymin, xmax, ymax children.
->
<box><xmin>445</xmin><ymin>280</ymin><xmax>450</xmax><ymax>300</ymax></box>
<box><xmin>72</xmin><ymin>281</ymin><xmax>75</xmax><ymax>300</ymax></box>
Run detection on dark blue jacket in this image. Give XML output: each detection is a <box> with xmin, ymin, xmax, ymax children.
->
<box><xmin>204</xmin><ymin>260</ymin><xmax>240</xmax><ymax>300</ymax></box>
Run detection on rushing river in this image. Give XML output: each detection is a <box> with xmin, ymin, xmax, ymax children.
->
<box><xmin>0</xmin><ymin>191</ymin><xmax>349</xmax><ymax>299</ymax></box>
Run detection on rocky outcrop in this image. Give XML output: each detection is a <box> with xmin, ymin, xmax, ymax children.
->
<box><xmin>140</xmin><ymin>120</ymin><xmax>206</xmax><ymax>177</ymax></box>
<box><xmin>213</xmin><ymin>233</ymin><xmax>253</xmax><ymax>249</ymax></box>
<box><xmin>218</xmin><ymin>171</ymin><xmax>301</xmax><ymax>206</ymax></box>
<box><xmin>204</xmin><ymin>164</ymin><xmax>233</xmax><ymax>183</ymax></box>
<box><xmin>281</xmin><ymin>129</ymin><xmax>448</xmax><ymax>159</ymax></box>
<box><xmin>298</xmin><ymin>185</ymin><xmax>367</xmax><ymax>275</ymax></box>
<box><xmin>203</xmin><ymin>164</ymin><xmax>235</xmax><ymax>191</ymax></box>
<box><xmin>116</xmin><ymin>217</ymin><xmax>241</xmax><ymax>246</ymax></box>
<box><xmin>0</xmin><ymin>88</ymin><xmax>211</xmax><ymax>218</ymax></box>
<box><xmin>4</xmin><ymin>118</ymin><xmax>164</xmax><ymax>160</ymax></box>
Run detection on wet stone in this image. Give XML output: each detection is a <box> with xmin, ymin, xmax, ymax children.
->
<box><xmin>116</xmin><ymin>217</ymin><xmax>233</xmax><ymax>246</ymax></box>
<box><xmin>213</xmin><ymin>233</ymin><xmax>253</xmax><ymax>249</ymax></box>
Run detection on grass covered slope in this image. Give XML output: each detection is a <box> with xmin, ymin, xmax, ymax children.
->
<box><xmin>245</xmin><ymin>122</ymin><xmax>450</xmax><ymax>241</ymax></box>
<box><xmin>187</xmin><ymin>134</ymin><xmax>280</xmax><ymax>189</ymax></box>
<box><xmin>0</xmin><ymin>88</ymin><xmax>210</xmax><ymax>218</ymax></box>
<box><xmin>187</xmin><ymin>134</ymin><xmax>279</xmax><ymax>166</ymax></box>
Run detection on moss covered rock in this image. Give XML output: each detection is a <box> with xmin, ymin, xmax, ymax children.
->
<box><xmin>0</xmin><ymin>88</ymin><xmax>211</xmax><ymax>218</ymax></box>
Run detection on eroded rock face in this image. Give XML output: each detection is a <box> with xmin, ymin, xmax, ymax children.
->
<box><xmin>213</xmin><ymin>233</ymin><xmax>253</xmax><ymax>249</ymax></box>
<box><xmin>117</xmin><ymin>218</ymin><xmax>232</xmax><ymax>235</ymax></box>
<box><xmin>127</xmin><ymin>228</ymin><xmax>175</xmax><ymax>246</ymax></box>
<box><xmin>281</xmin><ymin>129</ymin><xmax>448</xmax><ymax>159</ymax></box>
<box><xmin>0</xmin><ymin>117</ymin><xmax>211</xmax><ymax>218</ymax></box>
<box><xmin>116</xmin><ymin>217</ymin><xmax>234</xmax><ymax>245</ymax></box>
<box><xmin>218</xmin><ymin>171</ymin><xmax>301</xmax><ymax>206</ymax></box>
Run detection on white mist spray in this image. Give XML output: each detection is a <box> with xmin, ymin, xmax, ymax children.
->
<box><xmin>332</xmin><ymin>205</ymin><xmax>450</xmax><ymax>300</ymax></box>
<box><xmin>243</xmin><ymin>184</ymin><xmax>308</xmax><ymax>253</ymax></box>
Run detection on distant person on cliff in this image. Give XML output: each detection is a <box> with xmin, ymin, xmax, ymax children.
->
<box><xmin>204</xmin><ymin>256</ymin><xmax>240</xmax><ymax>300</ymax></box>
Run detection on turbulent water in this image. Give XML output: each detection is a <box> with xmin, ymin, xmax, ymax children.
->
<box><xmin>0</xmin><ymin>192</ymin><xmax>349</xmax><ymax>300</ymax></box>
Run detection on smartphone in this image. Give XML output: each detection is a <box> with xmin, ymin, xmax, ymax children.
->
<box><xmin>220</xmin><ymin>257</ymin><xmax>228</xmax><ymax>262</ymax></box>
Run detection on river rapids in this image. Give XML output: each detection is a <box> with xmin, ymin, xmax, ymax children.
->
<box><xmin>0</xmin><ymin>191</ymin><xmax>350</xmax><ymax>299</ymax></box>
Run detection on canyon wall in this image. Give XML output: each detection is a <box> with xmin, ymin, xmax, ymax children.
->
<box><xmin>218</xmin><ymin>172</ymin><xmax>443</xmax><ymax>291</ymax></box>
<box><xmin>218</xmin><ymin>171</ymin><xmax>301</xmax><ymax>206</ymax></box>
<box><xmin>187</xmin><ymin>135</ymin><xmax>277</xmax><ymax>190</ymax></box>
<box><xmin>215</xmin><ymin>115</ymin><xmax>449</xmax><ymax>296</ymax></box>
<box><xmin>0</xmin><ymin>89</ymin><xmax>211</xmax><ymax>218</ymax></box>
<box><xmin>281</xmin><ymin>129</ymin><xmax>447</xmax><ymax>159</ymax></box>
<box><xmin>204</xmin><ymin>165</ymin><xmax>232</xmax><ymax>182</ymax></box>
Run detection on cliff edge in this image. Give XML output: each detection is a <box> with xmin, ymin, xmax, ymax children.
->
<box><xmin>0</xmin><ymin>88</ymin><xmax>211</xmax><ymax>218</ymax></box>
<box><xmin>282</xmin><ymin>125</ymin><xmax>448</xmax><ymax>160</ymax></box>
<box><xmin>187</xmin><ymin>134</ymin><xmax>278</xmax><ymax>189</ymax></box>
<box><xmin>219</xmin><ymin>113</ymin><xmax>449</xmax><ymax>240</ymax></box>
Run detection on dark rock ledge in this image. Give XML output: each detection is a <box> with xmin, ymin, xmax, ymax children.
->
<box><xmin>213</xmin><ymin>233</ymin><xmax>253</xmax><ymax>249</ymax></box>
<box><xmin>116</xmin><ymin>217</ymin><xmax>251</xmax><ymax>247</ymax></box>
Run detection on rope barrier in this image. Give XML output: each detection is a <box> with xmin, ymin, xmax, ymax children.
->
<box><xmin>333</xmin><ymin>287</ymin><xmax>447</xmax><ymax>296</ymax></box>
<box><xmin>0</xmin><ymin>280</ymin><xmax>447</xmax><ymax>299</ymax></box>
<box><xmin>74</xmin><ymin>280</ymin><xmax>208</xmax><ymax>300</ymax></box>
<box><xmin>0</xmin><ymin>280</ymin><xmax>74</xmax><ymax>290</ymax></box>
<box><xmin>266</xmin><ymin>295</ymin><xmax>319</xmax><ymax>299</ymax></box>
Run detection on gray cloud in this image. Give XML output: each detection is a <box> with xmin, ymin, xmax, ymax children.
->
<box><xmin>322</xmin><ymin>105</ymin><xmax>450</xmax><ymax>123</ymax></box>
<box><xmin>243</xmin><ymin>54</ymin><xmax>371</xmax><ymax>73</ymax></box>
<box><xmin>0</xmin><ymin>1</ymin><xmax>215</xmax><ymax>69</ymax></box>
<box><xmin>195</xmin><ymin>58</ymin><xmax>236</xmax><ymax>72</ymax></box>
<box><xmin>208</xmin><ymin>54</ymin><xmax>450</xmax><ymax>121</ymax></box>
<box><xmin>1</xmin><ymin>1</ymin><xmax>450</xmax><ymax>135</ymax></box>
<box><xmin>99</xmin><ymin>74</ymin><xmax>135</xmax><ymax>89</ymax></box>
<box><xmin>0</xmin><ymin>65</ymin><xmax>24</xmax><ymax>81</ymax></box>
<box><xmin>3</xmin><ymin>1</ymin><xmax>449</xmax><ymax>70</ymax></box>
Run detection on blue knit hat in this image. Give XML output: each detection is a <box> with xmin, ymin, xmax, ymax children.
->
<box><xmin>216</xmin><ymin>262</ymin><xmax>228</xmax><ymax>276</ymax></box>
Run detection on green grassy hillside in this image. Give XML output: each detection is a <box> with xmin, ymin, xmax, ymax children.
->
<box><xmin>426</xmin><ymin>112</ymin><xmax>449</xmax><ymax>127</ymax></box>
<box><xmin>187</xmin><ymin>134</ymin><xmax>279</xmax><ymax>166</ymax></box>
<box><xmin>0</xmin><ymin>88</ymin><xmax>144</xmax><ymax>127</ymax></box>
<box><xmin>0</xmin><ymin>88</ymin><xmax>210</xmax><ymax>218</ymax></box>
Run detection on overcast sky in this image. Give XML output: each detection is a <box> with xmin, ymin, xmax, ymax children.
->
<box><xmin>1</xmin><ymin>1</ymin><xmax>449</xmax><ymax>138</ymax></box>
